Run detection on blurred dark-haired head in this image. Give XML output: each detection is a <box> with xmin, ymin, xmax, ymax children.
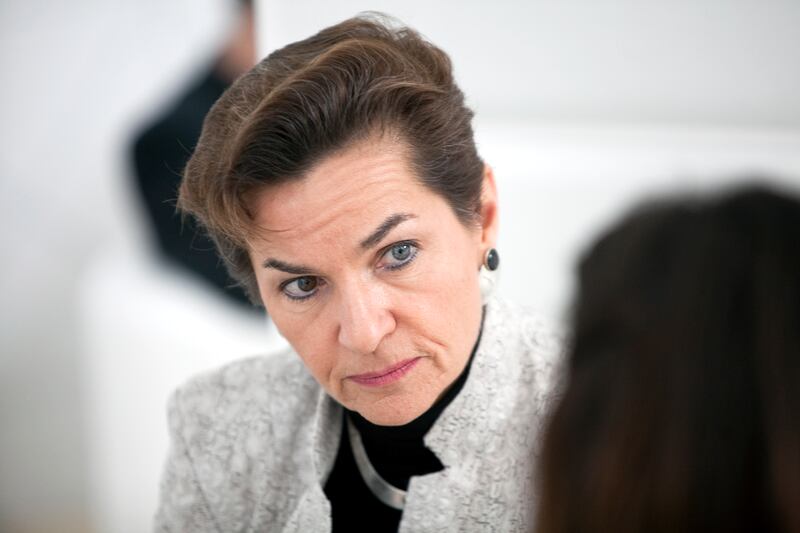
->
<box><xmin>536</xmin><ymin>182</ymin><xmax>800</xmax><ymax>533</ymax></box>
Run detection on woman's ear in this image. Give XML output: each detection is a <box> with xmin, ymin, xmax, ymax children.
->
<box><xmin>479</xmin><ymin>164</ymin><xmax>499</xmax><ymax>251</ymax></box>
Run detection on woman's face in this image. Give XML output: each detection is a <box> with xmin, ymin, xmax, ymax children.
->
<box><xmin>248</xmin><ymin>137</ymin><xmax>498</xmax><ymax>426</ymax></box>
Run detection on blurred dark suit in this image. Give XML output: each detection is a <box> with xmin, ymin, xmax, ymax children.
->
<box><xmin>131</xmin><ymin>64</ymin><xmax>253</xmax><ymax>308</ymax></box>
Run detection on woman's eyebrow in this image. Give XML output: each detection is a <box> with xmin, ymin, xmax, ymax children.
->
<box><xmin>262</xmin><ymin>258</ymin><xmax>314</xmax><ymax>275</ymax></box>
<box><xmin>359</xmin><ymin>213</ymin><xmax>416</xmax><ymax>250</ymax></box>
<box><xmin>262</xmin><ymin>213</ymin><xmax>416</xmax><ymax>273</ymax></box>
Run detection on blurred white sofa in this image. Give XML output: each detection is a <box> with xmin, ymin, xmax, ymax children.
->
<box><xmin>78</xmin><ymin>246</ymin><xmax>287</xmax><ymax>533</ymax></box>
<box><xmin>479</xmin><ymin>121</ymin><xmax>800</xmax><ymax>315</ymax></box>
<box><xmin>78</xmin><ymin>122</ymin><xmax>800</xmax><ymax>533</ymax></box>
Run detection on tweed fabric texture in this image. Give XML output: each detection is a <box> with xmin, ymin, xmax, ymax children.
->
<box><xmin>154</xmin><ymin>297</ymin><xmax>562</xmax><ymax>532</ymax></box>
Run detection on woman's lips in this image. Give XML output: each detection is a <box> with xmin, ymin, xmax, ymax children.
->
<box><xmin>348</xmin><ymin>357</ymin><xmax>422</xmax><ymax>387</ymax></box>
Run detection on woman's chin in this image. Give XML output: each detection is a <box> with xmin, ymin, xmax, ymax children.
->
<box><xmin>352</xmin><ymin>396</ymin><xmax>433</xmax><ymax>427</ymax></box>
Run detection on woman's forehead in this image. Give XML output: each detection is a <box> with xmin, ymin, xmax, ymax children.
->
<box><xmin>250</xmin><ymin>141</ymin><xmax>431</xmax><ymax>234</ymax></box>
<box><xmin>246</xmin><ymin>144</ymin><xmax>449</xmax><ymax>259</ymax></box>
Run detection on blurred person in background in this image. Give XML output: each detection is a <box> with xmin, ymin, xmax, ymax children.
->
<box><xmin>155</xmin><ymin>14</ymin><xmax>561</xmax><ymax>532</ymax></box>
<box><xmin>536</xmin><ymin>183</ymin><xmax>800</xmax><ymax>533</ymax></box>
<box><xmin>131</xmin><ymin>0</ymin><xmax>256</xmax><ymax>308</ymax></box>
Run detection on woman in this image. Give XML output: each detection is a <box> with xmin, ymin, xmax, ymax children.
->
<box><xmin>536</xmin><ymin>184</ymin><xmax>800</xmax><ymax>533</ymax></box>
<box><xmin>155</xmin><ymin>15</ymin><xmax>561</xmax><ymax>532</ymax></box>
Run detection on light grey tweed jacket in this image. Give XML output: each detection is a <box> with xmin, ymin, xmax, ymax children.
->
<box><xmin>154</xmin><ymin>297</ymin><xmax>562</xmax><ymax>532</ymax></box>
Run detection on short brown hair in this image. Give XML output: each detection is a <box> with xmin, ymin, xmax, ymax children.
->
<box><xmin>178</xmin><ymin>14</ymin><xmax>484</xmax><ymax>304</ymax></box>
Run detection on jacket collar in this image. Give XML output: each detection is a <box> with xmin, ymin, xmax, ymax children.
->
<box><xmin>424</xmin><ymin>296</ymin><xmax>520</xmax><ymax>466</ymax></box>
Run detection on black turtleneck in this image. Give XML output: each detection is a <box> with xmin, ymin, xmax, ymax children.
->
<box><xmin>323</xmin><ymin>316</ymin><xmax>483</xmax><ymax>533</ymax></box>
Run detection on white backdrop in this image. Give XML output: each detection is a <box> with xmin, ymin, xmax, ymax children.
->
<box><xmin>257</xmin><ymin>0</ymin><xmax>800</xmax><ymax>127</ymax></box>
<box><xmin>1</xmin><ymin>1</ymin><xmax>240</xmax><ymax>531</ymax></box>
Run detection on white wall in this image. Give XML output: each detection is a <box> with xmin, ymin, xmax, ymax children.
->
<box><xmin>258</xmin><ymin>0</ymin><xmax>800</xmax><ymax>127</ymax></box>
<box><xmin>0</xmin><ymin>1</ymin><xmax>234</xmax><ymax>531</ymax></box>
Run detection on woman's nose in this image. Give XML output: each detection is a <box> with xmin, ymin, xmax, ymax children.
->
<box><xmin>336</xmin><ymin>285</ymin><xmax>396</xmax><ymax>355</ymax></box>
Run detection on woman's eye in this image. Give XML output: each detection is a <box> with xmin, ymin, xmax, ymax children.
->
<box><xmin>282</xmin><ymin>276</ymin><xmax>320</xmax><ymax>300</ymax></box>
<box><xmin>382</xmin><ymin>242</ymin><xmax>418</xmax><ymax>270</ymax></box>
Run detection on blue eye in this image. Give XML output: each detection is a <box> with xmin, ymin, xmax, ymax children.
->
<box><xmin>382</xmin><ymin>241</ymin><xmax>418</xmax><ymax>270</ymax></box>
<box><xmin>282</xmin><ymin>276</ymin><xmax>320</xmax><ymax>300</ymax></box>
